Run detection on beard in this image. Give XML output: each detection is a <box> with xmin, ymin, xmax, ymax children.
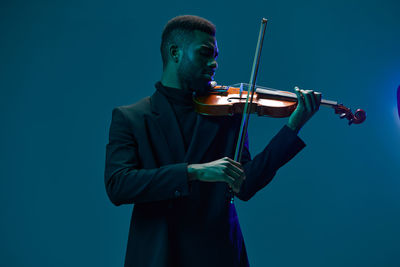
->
<box><xmin>191</xmin><ymin>79</ymin><xmax>213</xmax><ymax>97</ymax></box>
<box><xmin>178</xmin><ymin>56</ymin><xmax>212</xmax><ymax>97</ymax></box>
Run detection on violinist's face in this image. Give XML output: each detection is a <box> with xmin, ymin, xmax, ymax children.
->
<box><xmin>178</xmin><ymin>30</ymin><xmax>218</xmax><ymax>95</ymax></box>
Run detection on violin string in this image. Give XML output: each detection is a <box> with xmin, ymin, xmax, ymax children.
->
<box><xmin>228</xmin><ymin>83</ymin><xmax>337</xmax><ymax>107</ymax></box>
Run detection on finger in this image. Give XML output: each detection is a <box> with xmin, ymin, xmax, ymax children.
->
<box><xmin>230</xmin><ymin>169</ymin><xmax>246</xmax><ymax>187</ymax></box>
<box><xmin>223</xmin><ymin>165</ymin><xmax>243</xmax><ymax>182</ymax></box>
<box><xmin>224</xmin><ymin>158</ymin><xmax>245</xmax><ymax>179</ymax></box>
<box><xmin>222</xmin><ymin>165</ymin><xmax>245</xmax><ymax>192</ymax></box>
<box><xmin>294</xmin><ymin>86</ymin><xmax>305</xmax><ymax>108</ymax></box>
<box><xmin>305</xmin><ymin>90</ymin><xmax>317</xmax><ymax>112</ymax></box>
<box><xmin>232</xmin><ymin>176</ymin><xmax>245</xmax><ymax>193</ymax></box>
<box><xmin>310</xmin><ymin>90</ymin><xmax>322</xmax><ymax>112</ymax></box>
<box><xmin>229</xmin><ymin>162</ymin><xmax>245</xmax><ymax>180</ymax></box>
<box><xmin>314</xmin><ymin>92</ymin><xmax>322</xmax><ymax>109</ymax></box>
<box><xmin>301</xmin><ymin>90</ymin><xmax>313</xmax><ymax>113</ymax></box>
<box><xmin>232</xmin><ymin>185</ymin><xmax>240</xmax><ymax>193</ymax></box>
<box><xmin>225</xmin><ymin>157</ymin><xmax>243</xmax><ymax>169</ymax></box>
<box><xmin>223</xmin><ymin>170</ymin><xmax>236</xmax><ymax>185</ymax></box>
<box><xmin>311</xmin><ymin>91</ymin><xmax>322</xmax><ymax>112</ymax></box>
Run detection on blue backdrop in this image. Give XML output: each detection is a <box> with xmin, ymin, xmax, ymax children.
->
<box><xmin>1</xmin><ymin>0</ymin><xmax>399</xmax><ymax>266</ymax></box>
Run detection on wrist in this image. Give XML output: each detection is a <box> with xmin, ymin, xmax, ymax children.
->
<box><xmin>187</xmin><ymin>164</ymin><xmax>198</xmax><ymax>182</ymax></box>
<box><xmin>286</xmin><ymin>122</ymin><xmax>300</xmax><ymax>134</ymax></box>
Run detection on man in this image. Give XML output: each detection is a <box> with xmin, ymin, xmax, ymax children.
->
<box><xmin>105</xmin><ymin>15</ymin><xmax>321</xmax><ymax>267</ymax></box>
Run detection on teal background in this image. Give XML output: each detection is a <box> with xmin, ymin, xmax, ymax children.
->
<box><xmin>1</xmin><ymin>0</ymin><xmax>399</xmax><ymax>266</ymax></box>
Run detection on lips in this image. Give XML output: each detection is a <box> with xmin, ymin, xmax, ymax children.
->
<box><xmin>203</xmin><ymin>73</ymin><xmax>214</xmax><ymax>81</ymax></box>
<box><xmin>203</xmin><ymin>70</ymin><xmax>215</xmax><ymax>78</ymax></box>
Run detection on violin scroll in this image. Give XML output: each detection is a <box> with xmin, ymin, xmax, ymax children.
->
<box><xmin>334</xmin><ymin>104</ymin><xmax>366</xmax><ymax>125</ymax></box>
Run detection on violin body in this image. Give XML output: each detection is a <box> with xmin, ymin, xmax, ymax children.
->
<box><xmin>194</xmin><ymin>85</ymin><xmax>297</xmax><ymax>117</ymax></box>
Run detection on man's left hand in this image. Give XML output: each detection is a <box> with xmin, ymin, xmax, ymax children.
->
<box><xmin>286</xmin><ymin>87</ymin><xmax>322</xmax><ymax>133</ymax></box>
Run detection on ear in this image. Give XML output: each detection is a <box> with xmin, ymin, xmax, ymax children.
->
<box><xmin>169</xmin><ymin>44</ymin><xmax>181</xmax><ymax>63</ymax></box>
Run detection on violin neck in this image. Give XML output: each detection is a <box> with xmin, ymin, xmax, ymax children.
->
<box><xmin>255</xmin><ymin>87</ymin><xmax>338</xmax><ymax>107</ymax></box>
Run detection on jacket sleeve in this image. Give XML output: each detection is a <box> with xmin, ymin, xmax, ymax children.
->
<box><xmin>235</xmin><ymin>125</ymin><xmax>306</xmax><ymax>201</ymax></box>
<box><xmin>104</xmin><ymin>107</ymin><xmax>190</xmax><ymax>206</ymax></box>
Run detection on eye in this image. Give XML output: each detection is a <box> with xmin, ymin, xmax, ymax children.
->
<box><xmin>200</xmin><ymin>51</ymin><xmax>213</xmax><ymax>57</ymax></box>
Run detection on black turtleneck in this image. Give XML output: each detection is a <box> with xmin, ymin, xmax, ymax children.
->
<box><xmin>155</xmin><ymin>82</ymin><xmax>198</xmax><ymax>151</ymax></box>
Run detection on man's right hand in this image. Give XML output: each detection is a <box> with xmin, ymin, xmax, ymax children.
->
<box><xmin>187</xmin><ymin>157</ymin><xmax>245</xmax><ymax>193</ymax></box>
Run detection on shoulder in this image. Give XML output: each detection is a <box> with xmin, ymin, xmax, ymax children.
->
<box><xmin>113</xmin><ymin>96</ymin><xmax>153</xmax><ymax>120</ymax></box>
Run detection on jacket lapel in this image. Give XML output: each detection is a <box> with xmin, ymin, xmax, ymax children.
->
<box><xmin>150</xmin><ymin>90</ymin><xmax>186</xmax><ymax>163</ymax></box>
<box><xmin>150</xmin><ymin>89</ymin><xmax>222</xmax><ymax>164</ymax></box>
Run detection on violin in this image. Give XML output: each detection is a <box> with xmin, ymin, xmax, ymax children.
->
<box><xmin>202</xmin><ymin>18</ymin><xmax>365</xmax><ymax>203</ymax></box>
<box><xmin>193</xmin><ymin>82</ymin><xmax>366</xmax><ymax>125</ymax></box>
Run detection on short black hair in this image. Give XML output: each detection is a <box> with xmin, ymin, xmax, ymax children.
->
<box><xmin>160</xmin><ymin>15</ymin><xmax>216</xmax><ymax>68</ymax></box>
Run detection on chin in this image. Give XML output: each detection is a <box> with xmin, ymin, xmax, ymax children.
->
<box><xmin>193</xmin><ymin>80</ymin><xmax>212</xmax><ymax>96</ymax></box>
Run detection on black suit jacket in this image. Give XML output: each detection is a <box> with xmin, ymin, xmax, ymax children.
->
<box><xmin>104</xmin><ymin>86</ymin><xmax>306</xmax><ymax>267</ymax></box>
